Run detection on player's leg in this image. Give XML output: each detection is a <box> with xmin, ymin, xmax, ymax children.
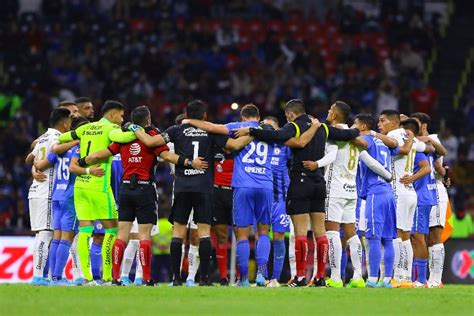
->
<box><xmin>288</xmin><ymin>213</ymin><xmax>309</xmax><ymax>286</ymax></box>
<box><xmin>74</xmin><ymin>188</ymin><xmax>96</xmax><ymax>282</ymax></box>
<box><xmin>268</xmin><ymin>200</ymin><xmax>289</xmax><ymax>287</ymax></box>
<box><xmin>137</xmin><ymin>222</ymin><xmax>153</xmax><ymax>286</ymax></box>
<box><xmin>412</xmin><ymin>205</ymin><xmax>430</xmax><ymax>287</ymax></box>
<box><xmin>112</xmin><ymin>221</ymin><xmax>132</xmax><ymax>282</ymax></box>
<box><xmin>90</xmin><ymin>230</ymin><xmax>104</xmax><ymax>281</ymax></box>
<box><xmin>170</xmin><ymin>193</ymin><xmax>192</xmax><ymax>285</ymax></box>
<box><xmin>70</xmin><ymin>234</ymin><xmax>83</xmax><ymax>284</ymax></box>
<box><xmin>428</xmin><ymin>201</ymin><xmax>447</xmax><ymax>287</ymax></box>
<box><xmin>193</xmin><ymin>192</ymin><xmax>215</xmax><ymax>286</ymax></box>
<box><xmin>379</xmin><ymin>195</ymin><xmax>396</xmax><ymax>287</ymax></box>
<box><xmin>342</xmin><ymin>224</ymin><xmax>364</xmax><ymax>287</ymax></box>
<box><xmin>213</xmin><ymin>224</ymin><xmax>229</xmax><ymax>284</ymax></box>
<box><xmin>186</xmin><ymin>227</ymin><xmax>200</xmax><ymax>285</ymax></box>
<box><xmin>121</xmin><ymin>229</ymin><xmax>139</xmax><ymax>285</ymax></box>
<box><xmin>310</xmin><ymin>211</ymin><xmax>328</xmax><ymax>285</ymax></box>
<box><xmin>48</xmin><ymin>201</ymin><xmax>62</xmax><ymax>280</ymax></box>
<box><xmin>288</xmin><ymin>220</ymin><xmax>296</xmax><ymax>282</ymax></box>
<box><xmin>254</xmin><ymin>189</ymin><xmax>272</xmax><ymax>286</ymax></box>
<box><xmin>365</xmin><ymin>194</ymin><xmax>383</xmax><ymax>287</ymax></box>
<box><xmin>325</xmin><ymin>197</ymin><xmax>343</xmax><ymax>286</ymax></box>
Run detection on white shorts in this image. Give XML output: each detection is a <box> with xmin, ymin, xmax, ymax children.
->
<box><xmin>187</xmin><ymin>209</ymin><xmax>198</xmax><ymax>230</ymax></box>
<box><xmin>395</xmin><ymin>195</ymin><xmax>417</xmax><ymax>231</ymax></box>
<box><xmin>130</xmin><ymin>220</ymin><xmax>159</xmax><ymax>236</ymax></box>
<box><xmin>326</xmin><ymin>197</ymin><xmax>356</xmax><ymax>224</ymax></box>
<box><xmin>29</xmin><ymin>198</ymin><xmax>52</xmax><ymax>231</ymax></box>
<box><xmin>358</xmin><ymin>199</ymin><xmax>367</xmax><ymax>232</ymax></box>
<box><xmin>429</xmin><ymin>200</ymin><xmax>448</xmax><ymax>228</ymax></box>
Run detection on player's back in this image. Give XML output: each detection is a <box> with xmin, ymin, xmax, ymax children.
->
<box><xmin>388</xmin><ymin>128</ymin><xmax>417</xmax><ymax>196</ymax></box>
<box><xmin>111</xmin><ymin>154</ymin><xmax>123</xmax><ymax>204</ymax></box>
<box><xmin>361</xmin><ymin>135</ymin><xmax>392</xmax><ymax>195</ymax></box>
<box><xmin>50</xmin><ymin>145</ymin><xmax>78</xmax><ymax>201</ymax></box>
<box><xmin>428</xmin><ymin>133</ymin><xmax>448</xmax><ymax>201</ymax></box>
<box><xmin>413</xmin><ymin>152</ymin><xmax>437</xmax><ymax>206</ymax></box>
<box><xmin>270</xmin><ymin>143</ymin><xmax>290</xmax><ymax>200</ymax></box>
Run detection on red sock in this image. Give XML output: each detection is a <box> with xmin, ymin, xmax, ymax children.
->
<box><xmin>112</xmin><ymin>239</ymin><xmax>126</xmax><ymax>280</ymax></box>
<box><xmin>295</xmin><ymin>236</ymin><xmax>307</xmax><ymax>278</ymax></box>
<box><xmin>306</xmin><ymin>236</ymin><xmax>315</xmax><ymax>274</ymax></box>
<box><xmin>139</xmin><ymin>240</ymin><xmax>152</xmax><ymax>281</ymax></box>
<box><xmin>316</xmin><ymin>235</ymin><xmax>329</xmax><ymax>279</ymax></box>
<box><xmin>216</xmin><ymin>243</ymin><xmax>228</xmax><ymax>279</ymax></box>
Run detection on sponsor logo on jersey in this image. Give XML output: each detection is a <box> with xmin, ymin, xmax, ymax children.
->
<box><xmin>130</xmin><ymin>143</ymin><xmax>141</xmax><ymax>155</ymax></box>
<box><xmin>183</xmin><ymin>127</ymin><xmax>207</xmax><ymax>137</ymax></box>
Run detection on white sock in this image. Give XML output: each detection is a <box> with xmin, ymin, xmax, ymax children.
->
<box><xmin>180</xmin><ymin>244</ymin><xmax>186</xmax><ymax>270</ymax></box>
<box><xmin>432</xmin><ymin>243</ymin><xmax>445</xmax><ymax>283</ymax></box>
<box><xmin>288</xmin><ymin>231</ymin><xmax>296</xmax><ymax>279</ymax></box>
<box><xmin>33</xmin><ymin>231</ymin><xmax>53</xmax><ymax>278</ymax></box>
<box><xmin>428</xmin><ymin>246</ymin><xmax>434</xmax><ymax>283</ymax></box>
<box><xmin>379</xmin><ymin>245</ymin><xmax>385</xmax><ymax>282</ymax></box>
<box><xmin>404</xmin><ymin>240</ymin><xmax>414</xmax><ymax>282</ymax></box>
<box><xmin>347</xmin><ymin>235</ymin><xmax>363</xmax><ymax>281</ymax></box>
<box><xmin>326</xmin><ymin>231</ymin><xmax>342</xmax><ymax>282</ymax></box>
<box><xmin>362</xmin><ymin>236</ymin><xmax>370</xmax><ymax>272</ymax></box>
<box><xmin>135</xmin><ymin>246</ymin><xmax>143</xmax><ymax>279</ymax></box>
<box><xmin>393</xmin><ymin>238</ymin><xmax>403</xmax><ymax>281</ymax></box>
<box><xmin>187</xmin><ymin>245</ymin><xmax>200</xmax><ymax>281</ymax></box>
<box><xmin>71</xmin><ymin>235</ymin><xmax>83</xmax><ymax>280</ymax></box>
<box><xmin>121</xmin><ymin>240</ymin><xmax>139</xmax><ymax>278</ymax></box>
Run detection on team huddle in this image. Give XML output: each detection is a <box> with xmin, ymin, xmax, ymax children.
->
<box><xmin>25</xmin><ymin>97</ymin><xmax>449</xmax><ymax>288</ymax></box>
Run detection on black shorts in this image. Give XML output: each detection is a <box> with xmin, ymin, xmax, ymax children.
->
<box><xmin>170</xmin><ymin>192</ymin><xmax>213</xmax><ymax>225</ymax></box>
<box><xmin>286</xmin><ymin>173</ymin><xmax>326</xmax><ymax>215</ymax></box>
<box><xmin>118</xmin><ymin>183</ymin><xmax>158</xmax><ymax>224</ymax></box>
<box><xmin>212</xmin><ymin>185</ymin><xmax>233</xmax><ymax>226</ymax></box>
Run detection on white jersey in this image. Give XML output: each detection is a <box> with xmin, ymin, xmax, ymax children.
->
<box><xmin>28</xmin><ymin>128</ymin><xmax>60</xmax><ymax>199</ymax></box>
<box><xmin>429</xmin><ymin>134</ymin><xmax>448</xmax><ymax>202</ymax></box>
<box><xmin>325</xmin><ymin>124</ymin><xmax>358</xmax><ymax>199</ymax></box>
<box><xmin>387</xmin><ymin>128</ymin><xmax>417</xmax><ymax>197</ymax></box>
<box><xmin>167</xmin><ymin>142</ymin><xmax>175</xmax><ymax>174</ymax></box>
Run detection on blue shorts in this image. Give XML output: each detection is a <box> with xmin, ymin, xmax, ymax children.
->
<box><xmin>365</xmin><ymin>192</ymin><xmax>396</xmax><ymax>240</ymax></box>
<box><xmin>93</xmin><ymin>220</ymin><xmax>105</xmax><ymax>234</ymax></box>
<box><xmin>233</xmin><ymin>188</ymin><xmax>271</xmax><ymax>228</ymax></box>
<box><xmin>271</xmin><ymin>200</ymin><xmax>290</xmax><ymax>233</ymax></box>
<box><xmin>52</xmin><ymin>199</ymin><xmax>78</xmax><ymax>232</ymax></box>
<box><xmin>412</xmin><ymin>205</ymin><xmax>431</xmax><ymax>235</ymax></box>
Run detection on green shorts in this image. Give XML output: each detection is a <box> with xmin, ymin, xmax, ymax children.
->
<box><xmin>74</xmin><ymin>187</ymin><xmax>117</xmax><ymax>221</ymax></box>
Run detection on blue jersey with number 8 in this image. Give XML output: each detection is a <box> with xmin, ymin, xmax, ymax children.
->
<box><xmin>226</xmin><ymin>121</ymin><xmax>274</xmax><ymax>190</ymax></box>
<box><xmin>48</xmin><ymin>145</ymin><xmax>78</xmax><ymax>201</ymax></box>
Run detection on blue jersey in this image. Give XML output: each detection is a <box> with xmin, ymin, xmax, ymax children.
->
<box><xmin>270</xmin><ymin>144</ymin><xmax>290</xmax><ymax>202</ymax></box>
<box><xmin>111</xmin><ymin>154</ymin><xmax>123</xmax><ymax>205</ymax></box>
<box><xmin>413</xmin><ymin>152</ymin><xmax>437</xmax><ymax>206</ymax></box>
<box><xmin>226</xmin><ymin>121</ymin><xmax>273</xmax><ymax>190</ymax></box>
<box><xmin>48</xmin><ymin>145</ymin><xmax>78</xmax><ymax>201</ymax></box>
<box><xmin>361</xmin><ymin>135</ymin><xmax>392</xmax><ymax>196</ymax></box>
<box><xmin>356</xmin><ymin>159</ymin><xmax>368</xmax><ymax>198</ymax></box>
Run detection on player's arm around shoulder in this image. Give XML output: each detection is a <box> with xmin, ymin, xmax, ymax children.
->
<box><xmin>52</xmin><ymin>140</ymin><xmax>80</xmax><ymax>155</ymax></box>
<box><xmin>70</xmin><ymin>156</ymin><xmax>105</xmax><ymax>177</ymax></box>
<box><xmin>285</xmin><ymin>117</ymin><xmax>321</xmax><ymax>148</ymax></box>
<box><xmin>159</xmin><ymin>150</ymin><xmax>209</xmax><ymax>171</ymax></box>
<box><xmin>225</xmin><ymin>135</ymin><xmax>254</xmax><ymax>151</ymax></box>
<box><xmin>183</xmin><ymin>119</ymin><xmax>230</xmax><ymax>135</ymax></box>
<box><xmin>109</xmin><ymin>126</ymin><xmax>137</xmax><ymax>144</ymax></box>
<box><xmin>400</xmin><ymin>153</ymin><xmax>430</xmax><ymax>184</ymax></box>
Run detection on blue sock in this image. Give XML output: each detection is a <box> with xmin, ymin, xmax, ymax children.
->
<box><xmin>368</xmin><ymin>238</ymin><xmax>381</xmax><ymax>278</ymax></box>
<box><xmin>415</xmin><ymin>258</ymin><xmax>428</xmax><ymax>284</ymax></box>
<box><xmin>54</xmin><ymin>240</ymin><xmax>72</xmax><ymax>279</ymax></box>
<box><xmin>382</xmin><ymin>239</ymin><xmax>394</xmax><ymax>278</ymax></box>
<box><xmin>341</xmin><ymin>246</ymin><xmax>348</xmax><ymax>282</ymax></box>
<box><xmin>256</xmin><ymin>234</ymin><xmax>270</xmax><ymax>278</ymax></box>
<box><xmin>272</xmin><ymin>239</ymin><xmax>286</xmax><ymax>280</ymax></box>
<box><xmin>90</xmin><ymin>242</ymin><xmax>102</xmax><ymax>280</ymax></box>
<box><xmin>48</xmin><ymin>239</ymin><xmax>59</xmax><ymax>278</ymax></box>
<box><xmin>236</xmin><ymin>240</ymin><xmax>250</xmax><ymax>280</ymax></box>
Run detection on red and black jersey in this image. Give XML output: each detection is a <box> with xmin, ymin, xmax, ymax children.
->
<box><xmin>108</xmin><ymin>128</ymin><xmax>169</xmax><ymax>181</ymax></box>
<box><xmin>213</xmin><ymin>148</ymin><xmax>234</xmax><ymax>187</ymax></box>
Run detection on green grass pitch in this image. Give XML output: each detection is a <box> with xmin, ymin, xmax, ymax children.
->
<box><xmin>0</xmin><ymin>284</ymin><xmax>473</xmax><ymax>315</ymax></box>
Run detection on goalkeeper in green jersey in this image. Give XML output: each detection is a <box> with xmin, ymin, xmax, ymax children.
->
<box><xmin>60</xmin><ymin>100</ymin><xmax>165</xmax><ymax>283</ymax></box>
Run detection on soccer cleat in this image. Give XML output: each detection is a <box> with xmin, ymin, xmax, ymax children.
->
<box><xmin>413</xmin><ymin>281</ymin><xmax>427</xmax><ymax>288</ymax></box>
<box><xmin>400</xmin><ymin>281</ymin><xmax>414</xmax><ymax>289</ymax></box>
<box><xmin>50</xmin><ymin>279</ymin><xmax>71</xmax><ymax>286</ymax></box>
<box><xmin>236</xmin><ymin>279</ymin><xmax>250</xmax><ymax>287</ymax></box>
<box><xmin>365</xmin><ymin>280</ymin><xmax>380</xmax><ymax>288</ymax></box>
<box><xmin>220</xmin><ymin>278</ymin><xmax>229</xmax><ymax>286</ymax></box>
<box><xmin>134</xmin><ymin>277</ymin><xmax>143</xmax><ymax>286</ymax></box>
<box><xmin>199</xmin><ymin>279</ymin><xmax>213</xmax><ymax>286</ymax></box>
<box><xmin>144</xmin><ymin>280</ymin><xmax>155</xmax><ymax>287</ymax></box>
<box><xmin>255</xmin><ymin>273</ymin><xmax>267</xmax><ymax>287</ymax></box>
<box><xmin>82</xmin><ymin>279</ymin><xmax>97</xmax><ymax>286</ymax></box>
<box><xmin>309</xmin><ymin>278</ymin><xmax>326</xmax><ymax>287</ymax></box>
<box><xmin>427</xmin><ymin>281</ymin><xmax>444</xmax><ymax>288</ymax></box>
<box><xmin>100</xmin><ymin>280</ymin><xmax>113</xmax><ymax>286</ymax></box>
<box><xmin>186</xmin><ymin>279</ymin><xmax>197</xmax><ymax>287</ymax></box>
<box><xmin>391</xmin><ymin>279</ymin><xmax>402</xmax><ymax>288</ymax></box>
<box><xmin>381</xmin><ymin>281</ymin><xmax>392</xmax><ymax>288</ymax></box>
<box><xmin>266</xmin><ymin>279</ymin><xmax>281</xmax><ymax>288</ymax></box>
<box><xmin>31</xmin><ymin>277</ymin><xmax>49</xmax><ymax>286</ymax></box>
<box><xmin>287</xmin><ymin>278</ymin><xmax>296</xmax><ymax>285</ymax></box>
<box><xmin>172</xmin><ymin>278</ymin><xmax>183</xmax><ymax>286</ymax></box>
<box><xmin>120</xmin><ymin>276</ymin><xmax>132</xmax><ymax>286</ymax></box>
<box><xmin>326</xmin><ymin>279</ymin><xmax>344</xmax><ymax>288</ymax></box>
<box><xmin>347</xmin><ymin>278</ymin><xmax>365</xmax><ymax>288</ymax></box>
<box><xmin>112</xmin><ymin>279</ymin><xmax>123</xmax><ymax>286</ymax></box>
<box><xmin>72</xmin><ymin>278</ymin><xmax>84</xmax><ymax>286</ymax></box>
<box><xmin>288</xmin><ymin>277</ymin><xmax>307</xmax><ymax>287</ymax></box>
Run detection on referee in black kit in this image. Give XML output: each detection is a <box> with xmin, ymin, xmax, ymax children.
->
<box><xmin>235</xmin><ymin>99</ymin><xmax>359</xmax><ymax>287</ymax></box>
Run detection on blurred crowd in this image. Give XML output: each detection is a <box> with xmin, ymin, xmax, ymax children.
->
<box><xmin>0</xmin><ymin>0</ymin><xmax>472</xmax><ymax>237</ymax></box>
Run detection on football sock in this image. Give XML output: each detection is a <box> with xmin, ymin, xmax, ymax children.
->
<box><xmin>236</xmin><ymin>239</ymin><xmax>250</xmax><ymax>280</ymax></box>
<box><xmin>170</xmin><ymin>237</ymin><xmax>183</xmax><ymax>280</ymax></box>
<box><xmin>216</xmin><ymin>242</ymin><xmax>228</xmax><ymax>279</ymax></box>
<box><xmin>432</xmin><ymin>243</ymin><xmax>445</xmax><ymax>283</ymax></box>
<box><xmin>135</xmin><ymin>249</ymin><xmax>143</xmax><ymax>279</ymax></box>
<box><xmin>78</xmin><ymin>226</ymin><xmax>94</xmax><ymax>281</ymax></box>
<box><xmin>347</xmin><ymin>235</ymin><xmax>363</xmax><ymax>281</ymax></box>
<box><xmin>326</xmin><ymin>231</ymin><xmax>341</xmax><ymax>282</ymax></box>
<box><xmin>428</xmin><ymin>246</ymin><xmax>434</xmax><ymax>283</ymax></box>
<box><xmin>43</xmin><ymin>257</ymin><xmax>50</xmax><ymax>279</ymax></box>
<box><xmin>121</xmin><ymin>239</ymin><xmax>139</xmax><ymax>278</ymax></box>
<box><xmin>180</xmin><ymin>244</ymin><xmax>186</xmax><ymax>271</ymax></box>
<box><xmin>71</xmin><ymin>235</ymin><xmax>83</xmax><ymax>280</ymax></box>
<box><xmin>316</xmin><ymin>235</ymin><xmax>329</xmax><ymax>279</ymax></box>
<box><xmin>368</xmin><ymin>238</ymin><xmax>381</xmax><ymax>279</ymax></box>
<box><xmin>102</xmin><ymin>228</ymin><xmax>118</xmax><ymax>281</ymax></box>
<box><xmin>341</xmin><ymin>246</ymin><xmax>347</xmax><ymax>282</ymax></box>
<box><xmin>288</xmin><ymin>232</ymin><xmax>296</xmax><ymax>279</ymax></box>
<box><xmin>307</xmin><ymin>236</ymin><xmax>316</xmax><ymax>279</ymax></box>
<box><xmin>362</xmin><ymin>236</ymin><xmax>370</xmax><ymax>269</ymax></box>
<box><xmin>393</xmin><ymin>238</ymin><xmax>403</xmax><ymax>281</ymax></box>
<box><xmin>48</xmin><ymin>239</ymin><xmax>59</xmax><ymax>277</ymax></box>
<box><xmin>90</xmin><ymin>241</ymin><xmax>102</xmax><ymax>280</ymax></box>
<box><xmin>256</xmin><ymin>234</ymin><xmax>270</xmax><ymax>278</ymax></box>
<box><xmin>139</xmin><ymin>240</ymin><xmax>151</xmax><ymax>281</ymax></box>
<box><xmin>199</xmin><ymin>237</ymin><xmax>211</xmax><ymax>282</ymax></box>
<box><xmin>295</xmin><ymin>236</ymin><xmax>307</xmax><ymax>278</ymax></box>
<box><xmin>33</xmin><ymin>231</ymin><xmax>52</xmax><ymax>278</ymax></box>
<box><xmin>53</xmin><ymin>240</ymin><xmax>71</xmax><ymax>280</ymax></box>
<box><xmin>272</xmin><ymin>239</ymin><xmax>286</xmax><ymax>280</ymax></box>
<box><xmin>187</xmin><ymin>244</ymin><xmax>200</xmax><ymax>281</ymax></box>
<box><xmin>112</xmin><ymin>238</ymin><xmax>126</xmax><ymax>280</ymax></box>
<box><xmin>403</xmin><ymin>240</ymin><xmax>413</xmax><ymax>281</ymax></box>
<box><xmin>382</xmin><ymin>238</ymin><xmax>394</xmax><ymax>279</ymax></box>
<box><xmin>415</xmin><ymin>258</ymin><xmax>428</xmax><ymax>284</ymax></box>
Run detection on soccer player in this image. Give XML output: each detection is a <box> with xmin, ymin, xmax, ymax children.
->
<box><xmin>75</xmin><ymin>97</ymin><xmax>95</xmax><ymax>120</ymax></box>
<box><xmin>411</xmin><ymin>113</ymin><xmax>448</xmax><ymax>287</ymax></box>
<box><xmin>58</xmin><ymin>101</ymin><xmax>80</xmax><ymax>118</ymax></box>
<box><xmin>34</xmin><ymin>116</ymin><xmax>92</xmax><ymax>285</ymax></box>
<box><xmin>352</xmin><ymin>114</ymin><xmax>395</xmax><ymax>288</ymax></box>
<box><xmin>236</xmin><ymin>99</ymin><xmax>359</xmax><ymax>287</ymax></box>
<box><xmin>59</xmin><ymin>100</ymin><xmax>136</xmax><ymax>284</ymax></box>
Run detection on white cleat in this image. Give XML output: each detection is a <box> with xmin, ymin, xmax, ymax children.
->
<box><xmin>413</xmin><ymin>281</ymin><xmax>427</xmax><ymax>288</ymax></box>
<box><xmin>427</xmin><ymin>281</ymin><xmax>444</xmax><ymax>288</ymax></box>
<box><xmin>266</xmin><ymin>279</ymin><xmax>281</xmax><ymax>288</ymax></box>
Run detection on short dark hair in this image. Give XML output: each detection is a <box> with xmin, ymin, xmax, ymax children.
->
<box><xmin>75</xmin><ymin>97</ymin><xmax>92</xmax><ymax>104</ymax></box>
<box><xmin>71</xmin><ymin>116</ymin><xmax>89</xmax><ymax>130</ymax></box>
<box><xmin>411</xmin><ymin>112</ymin><xmax>431</xmax><ymax>131</ymax></box>
<box><xmin>186</xmin><ymin>100</ymin><xmax>207</xmax><ymax>120</ymax></box>
<box><xmin>58</xmin><ymin>101</ymin><xmax>76</xmax><ymax>108</ymax></box>
<box><xmin>380</xmin><ymin>109</ymin><xmax>400</xmax><ymax>123</ymax></box>
<box><xmin>334</xmin><ymin>101</ymin><xmax>351</xmax><ymax>123</ymax></box>
<box><xmin>264</xmin><ymin>116</ymin><xmax>279</xmax><ymax>126</ymax></box>
<box><xmin>131</xmin><ymin>106</ymin><xmax>151</xmax><ymax>127</ymax></box>
<box><xmin>285</xmin><ymin>99</ymin><xmax>305</xmax><ymax>115</ymax></box>
<box><xmin>101</xmin><ymin>100</ymin><xmax>124</xmax><ymax>115</ymax></box>
<box><xmin>175</xmin><ymin>113</ymin><xmax>186</xmax><ymax>125</ymax></box>
<box><xmin>240</xmin><ymin>103</ymin><xmax>260</xmax><ymax>118</ymax></box>
<box><xmin>400</xmin><ymin>118</ymin><xmax>420</xmax><ymax>136</ymax></box>
<box><xmin>355</xmin><ymin>113</ymin><xmax>375</xmax><ymax>130</ymax></box>
<box><xmin>50</xmin><ymin>108</ymin><xmax>71</xmax><ymax>127</ymax></box>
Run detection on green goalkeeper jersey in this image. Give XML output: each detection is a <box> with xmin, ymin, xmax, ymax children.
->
<box><xmin>59</xmin><ymin>117</ymin><xmax>135</xmax><ymax>193</ymax></box>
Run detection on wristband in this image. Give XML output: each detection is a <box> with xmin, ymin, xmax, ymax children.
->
<box><xmin>86</xmin><ymin>168</ymin><xmax>90</xmax><ymax>175</ymax></box>
<box><xmin>78</xmin><ymin>157</ymin><xmax>87</xmax><ymax>167</ymax></box>
<box><xmin>184</xmin><ymin>159</ymin><xmax>193</xmax><ymax>168</ymax></box>
<box><xmin>177</xmin><ymin>156</ymin><xmax>186</xmax><ymax>167</ymax></box>
<box><xmin>128</xmin><ymin>124</ymin><xmax>142</xmax><ymax>133</ymax></box>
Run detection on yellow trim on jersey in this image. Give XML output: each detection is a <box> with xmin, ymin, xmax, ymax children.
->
<box><xmin>322</xmin><ymin>123</ymin><xmax>329</xmax><ymax>138</ymax></box>
<box><xmin>290</xmin><ymin>122</ymin><xmax>300</xmax><ymax>139</ymax></box>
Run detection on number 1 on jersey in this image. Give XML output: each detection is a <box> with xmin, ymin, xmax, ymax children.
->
<box><xmin>192</xmin><ymin>141</ymin><xmax>199</xmax><ymax>159</ymax></box>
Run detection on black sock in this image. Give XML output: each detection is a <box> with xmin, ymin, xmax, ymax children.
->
<box><xmin>170</xmin><ymin>237</ymin><xmax>183</xmax><ymax>280</ymax></box>
<box><xmin>199</xmin><ymin>237</ymin><xmax>212</xmax><ymax>282</ymax></box>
